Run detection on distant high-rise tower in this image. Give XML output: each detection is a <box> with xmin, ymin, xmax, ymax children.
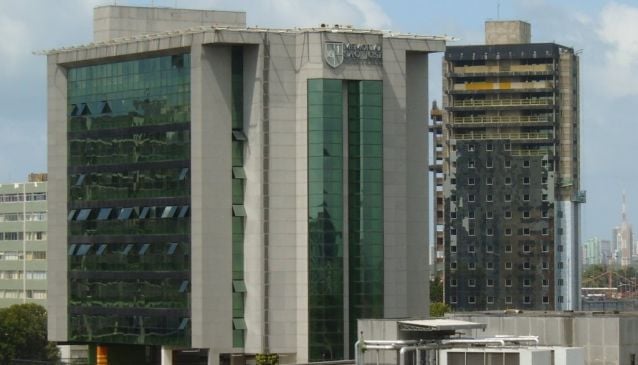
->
<box><xmin>616</xmin><ymin>192</ymin><xmax>633</xmax><ymax>267</ymax></box>
<box><xmin>583</xmin><ymin>237</ymin><xmax>603</xmax><ymax>266</ymax></box>
<box><xmin>432</xmin><ymin>20</ymin><xmax>584</xmax><ymax>311</ymax></box>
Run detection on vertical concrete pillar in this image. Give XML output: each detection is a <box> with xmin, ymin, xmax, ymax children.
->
<box><xmin>190</xmin><ymin>38</ymin><xmax>233</xmax><ymax>351</ymax></box>
<box><xmin>161</xmin><ymin>347</ymin><xmax>173</xmax><ymax>365</ymax></box>
<box><xmin>208</xmin><ymin>350</ymin><xmax>220</xmax><ymax>365</ymax></box>
<box><xmin>46</xmin><ymin>55</ymin><xmax>69</xmax><ymax>342</ymax></box>
<box><xmin>405</xmin><ymin>51</ymin><xmax>429</xmax><ymax>317</ymax></box>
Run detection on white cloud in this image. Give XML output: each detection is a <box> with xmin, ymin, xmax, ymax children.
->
<box><xmin>256</xmin><ymin>0</ymin><xmax>362</xmax><ymax>28</ymax></box>
<box><xmin>185</xmin><ymin>0</ymin><xmax>390</xmax><ymax>29</ymax></box>
<box><xmin>344</xmin><ymin>0</ymin><xmax>391</xmax><ymax>28</ymax></box>
<box><xmin>596</xmin><ymin>1</ymin><xmax>638</xmax><ymax>97</ymax></box>
<box><xmin>0</xmin><ymin>15</ymin><xmax>31</xmax><ymax>76</ymax></box>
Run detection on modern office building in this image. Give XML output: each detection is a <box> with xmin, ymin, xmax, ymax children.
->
<box><xmin>0</xmin><ymin>174</ymin><xmax>48</xmax><ymax>307</ymax></box>
<box><xmin>46</xmin><ymin>5</ymin><xmax>445</xmax><ymax>365</ymax></box>
<box><xmin>432</xmin><ymin>21</ymin><xmax>584</xmax><ymax>311</ymax></box>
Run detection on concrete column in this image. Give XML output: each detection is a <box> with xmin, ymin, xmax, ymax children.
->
<box><xmin>208</xmin><ymin>350</ymin><xmax>220</xmax><ymax>365</ymax></box>
<box><xmin>161</xmin><ymin>347</ymin><xmax>173</xmax><ymax>365</ymax></box>
<box><xmin>405</xmin><ymin>51</ymin><xmax>429</xmax><ymax>317</ymax></box>
<box><xmin>46</xmin><ymin>54</ymin><xmax>69</xmax><ymax>341</ymax></box>
<box><xmin>190</xmin><ymin>38</ymin><xmax>233</xmax><ymax>351</ymax></box>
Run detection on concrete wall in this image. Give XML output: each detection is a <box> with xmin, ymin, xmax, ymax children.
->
<box><xmin>356</xmin><ymin>320</ymin><xmax>400</xmax><ymax>365</ymax></box>
<box><xmin>46</xmin><ymin>55</ymin><xmax>68</xmax><ymax>342</ymax></box>
<box><xmin>94</xmin><ymin>6</ymin><xmax>246</xmax><ymax>42</ymax></box>
<box><xmin>265</xmin><ymin>31</ymin><xmax>301</xmax><ymax>358</ymax></box>
<box><xmin>554</xmin><ymin>347</ymin><xmax>586</xmax><ymax>365</ymax></box>
<box><xmin>485</xmin><ymin>21</ymin><xmax>531</xmax><ymax>45</ymax></box>
<box><xmin>242</xmin><ymin>42</ymin><xmax>265</xmax><ymax>356</ymax></box>
<box><xmin>190</xmin><ymin>41</ymin><xmax>233</xmax><ymax>353</ymax></box>
<box><xmin>382</xmin><ymin>39</ymin><xmax>437</xmax><ymax>320</ymax></box>
<box><xmin>448</xmin><ymin>313</ymin><xmax>633</xmax><ymax>365</ymax></box>
<box><xmin>619</xmin><ymin>319</ymin><xmax>638</xmax><ymax>365</ymax></box>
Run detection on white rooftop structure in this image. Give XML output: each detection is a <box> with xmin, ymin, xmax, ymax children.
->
<box><xmin>398</xmin><ymin>319</ymin><xmax>487</xmax><ymax>332</ymax></box>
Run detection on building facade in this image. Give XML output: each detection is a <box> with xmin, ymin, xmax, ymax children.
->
<box><xmin>47</xmin><ymin>5</ymin><xmax>444</xmax><ymax>364</ymax></box>
<box><xmin>0</xmin><ymin>174</ymin><xmax>47</xmax><ymax>307</ymax></box>
<box><xmin>430</xmin><ymin>102</ymin><xmax>444</xmax><ymax>276</ymax></box>
<box><xmin>433</xmin><ymin>21</ymin><xmax>583</xmax><ymax>312</ymax></box>
<box><xmin>583</xmin><ymin>237</ymin><xmax>602</xmax><ymax>267</ymax></box>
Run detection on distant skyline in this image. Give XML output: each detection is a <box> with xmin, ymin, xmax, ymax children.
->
<box><xmin>0</xmin><ymin>0</ymin><xmax>636</xmax><ymax>241</ymax></box>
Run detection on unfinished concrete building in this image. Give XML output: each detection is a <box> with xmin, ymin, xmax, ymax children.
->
<box><xmin>433</xmin><ymin>21</ymin><xmax>585</xmax><ymax>311</ymax></box>
<box><xmin>430</xmin><ymin>102</ymin><xmax>444</xmax><ymax>275</ymax></box>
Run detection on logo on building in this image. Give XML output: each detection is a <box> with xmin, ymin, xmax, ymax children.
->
<box><xmin>324</xmin><ymin>41</ymin><xmax>383</xmax><ymax>68</ymax></box>
<box><xmin>324</xmin><ymin>42</ymin><xmax>345</xmax><ymax>68</ymax></box>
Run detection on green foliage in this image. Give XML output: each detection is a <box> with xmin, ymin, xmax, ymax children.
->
<box><xmin>255</xmin><ymin>353</ymin><xmax>279</xmax><ymax>365</ymax></box>
<box><xmin>430</xmin><ymin>302</ymin><xmax>450</xmax><ymax>317</ymax></box>
<box><xmin>582</xmin><ymin>264</ymin><xmax>638</xmax><ymax>288</ymax></box>
<box><xmin>0</xmin><ymin>303</ymin><xmax>60</xmax><ymax>365</ymax></box>
<box><xmin>430</xmin><ymin>276</ymin><xmax>443</xmax><ymax>303</ymax></box>
<box><xmin>583</xmin><ymin>264</ymin><xmax>607</xmax><ymax>287</ymax></box>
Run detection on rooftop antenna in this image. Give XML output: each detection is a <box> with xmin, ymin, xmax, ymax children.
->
<box><xmin>497</xmin><ymin>0</ymin><xmax>501</xmax><ymax>19</ymax></box>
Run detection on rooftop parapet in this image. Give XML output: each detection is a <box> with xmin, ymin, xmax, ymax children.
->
<box><xmin>93</xmin><ymin>5</ymin><xmax>247</xmax><ymax>42</ymax></box>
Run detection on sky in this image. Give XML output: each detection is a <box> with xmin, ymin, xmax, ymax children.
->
<box><xmin>0</xmin><ymin>0</ymin><xmax>636</xmax><ymax>242</ymax></box>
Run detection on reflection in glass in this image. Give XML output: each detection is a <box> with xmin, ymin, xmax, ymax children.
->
<box><xmin>67</xmin><ymin>54</ymin><xmax>192</xmax><ymax>346</ymax></box>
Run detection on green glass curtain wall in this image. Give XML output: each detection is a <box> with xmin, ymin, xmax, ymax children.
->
<box><xmin>308</xmin><ymin>79</ymin><xmax>345</xmax><ymax>361</ymax></box>
<box><xmin>67</xmin><ymin>54</ymin><xmax>191</xmax><ymax>346</ymax></box>
<box><xmin>347</xmin><ymin>80</ymin><xmax>384</xmax><ymax>348</ymax></box>
<box><xmin>307</xmin><ymin>78</ymin><xmax>383</xmax><ymax>361</ymax></box>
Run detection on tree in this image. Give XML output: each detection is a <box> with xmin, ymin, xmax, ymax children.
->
<box><xmin>582</xmin><ymin>264</ymin><xmax>606</xmax><ymax>287</ymax></box>
<box><xmin>430</xmin><ymin>275</ymin><xmax>443</xmax><ymax>303</ymax></box>
<box><xmin>583</xmin><ymin>264</ymin><xmax>638</xmax><ymax>289</ymax></box>
<box><xmin>429</xmin><ymin>302</ymin><xmax>450</xmax><ymax>317</ymax></box>
<box><xmin>0</xmin><ymin>303</ymin><xmax>60</xmax><ymax>364</ymax></box>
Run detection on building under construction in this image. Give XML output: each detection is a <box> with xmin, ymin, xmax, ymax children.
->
<box><xmin>432</xmin><ymin>21</ymin><xmax>585</xmax><ymax>311</ymax></box>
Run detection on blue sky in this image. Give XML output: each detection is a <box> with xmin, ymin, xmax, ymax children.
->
<box><xmin>0</xmin><ymin>0</ymin><xmax>635</xmax><ymax>242</ymax></box>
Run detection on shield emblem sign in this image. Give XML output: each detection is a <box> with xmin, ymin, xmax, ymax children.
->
<box><xmin>325</xmin><ymin>42</ymin><xmax>344</xmax><ymax>68</ymax></box>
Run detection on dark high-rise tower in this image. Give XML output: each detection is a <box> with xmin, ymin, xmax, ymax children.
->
<box><xmin>432</xmin><ymin>21</ymin><xmax>584</xmax><ymax>311</ymax></box>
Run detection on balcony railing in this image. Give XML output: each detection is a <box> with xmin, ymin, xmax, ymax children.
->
<box><xmin>452</xmin><ymin>98</ymin><xmax>554</xmax><ymax>108</ymax></box>
<box><xmin>451</xmin><ymin>64</ymin><xmax>553</xmax><ymax>75</ymax></box>
<box><xmin>454</xmin><ymin>132</ymin><xmax>553</xmax><ymax>141</ymax></box>
<box><xmin>511</xmin><ymin>149</ymin><xmax>554</xmax><ymax>156</ymax></box>
<box><xmin>452</xmin><ymin>115</ymin><xmax>553</xmax><ymax>125</ymax></box>
<box><xmin>452</xmin><ymin>80</ymin><xmax>554</xmax><ymax>92</ymax></box>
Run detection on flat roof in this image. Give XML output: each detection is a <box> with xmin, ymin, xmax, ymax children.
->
<box><xmin>445</xmin><ymin>42</ymin><xmax>573</xmax><ymax>61</ymax></box>
<box><xmin>40</xmin><ymin>25</ymin><xmax>450</xmax><ymax>56</ymax></box>
<box><xmin>450</xmin><ymin>310</ymin><xmax>638</xmax><ymax>318</ymax></box>
<box><xmin>398</xmin><ymin>319</ymin><xmax>487</xmax><ymax>331</ymax></box>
